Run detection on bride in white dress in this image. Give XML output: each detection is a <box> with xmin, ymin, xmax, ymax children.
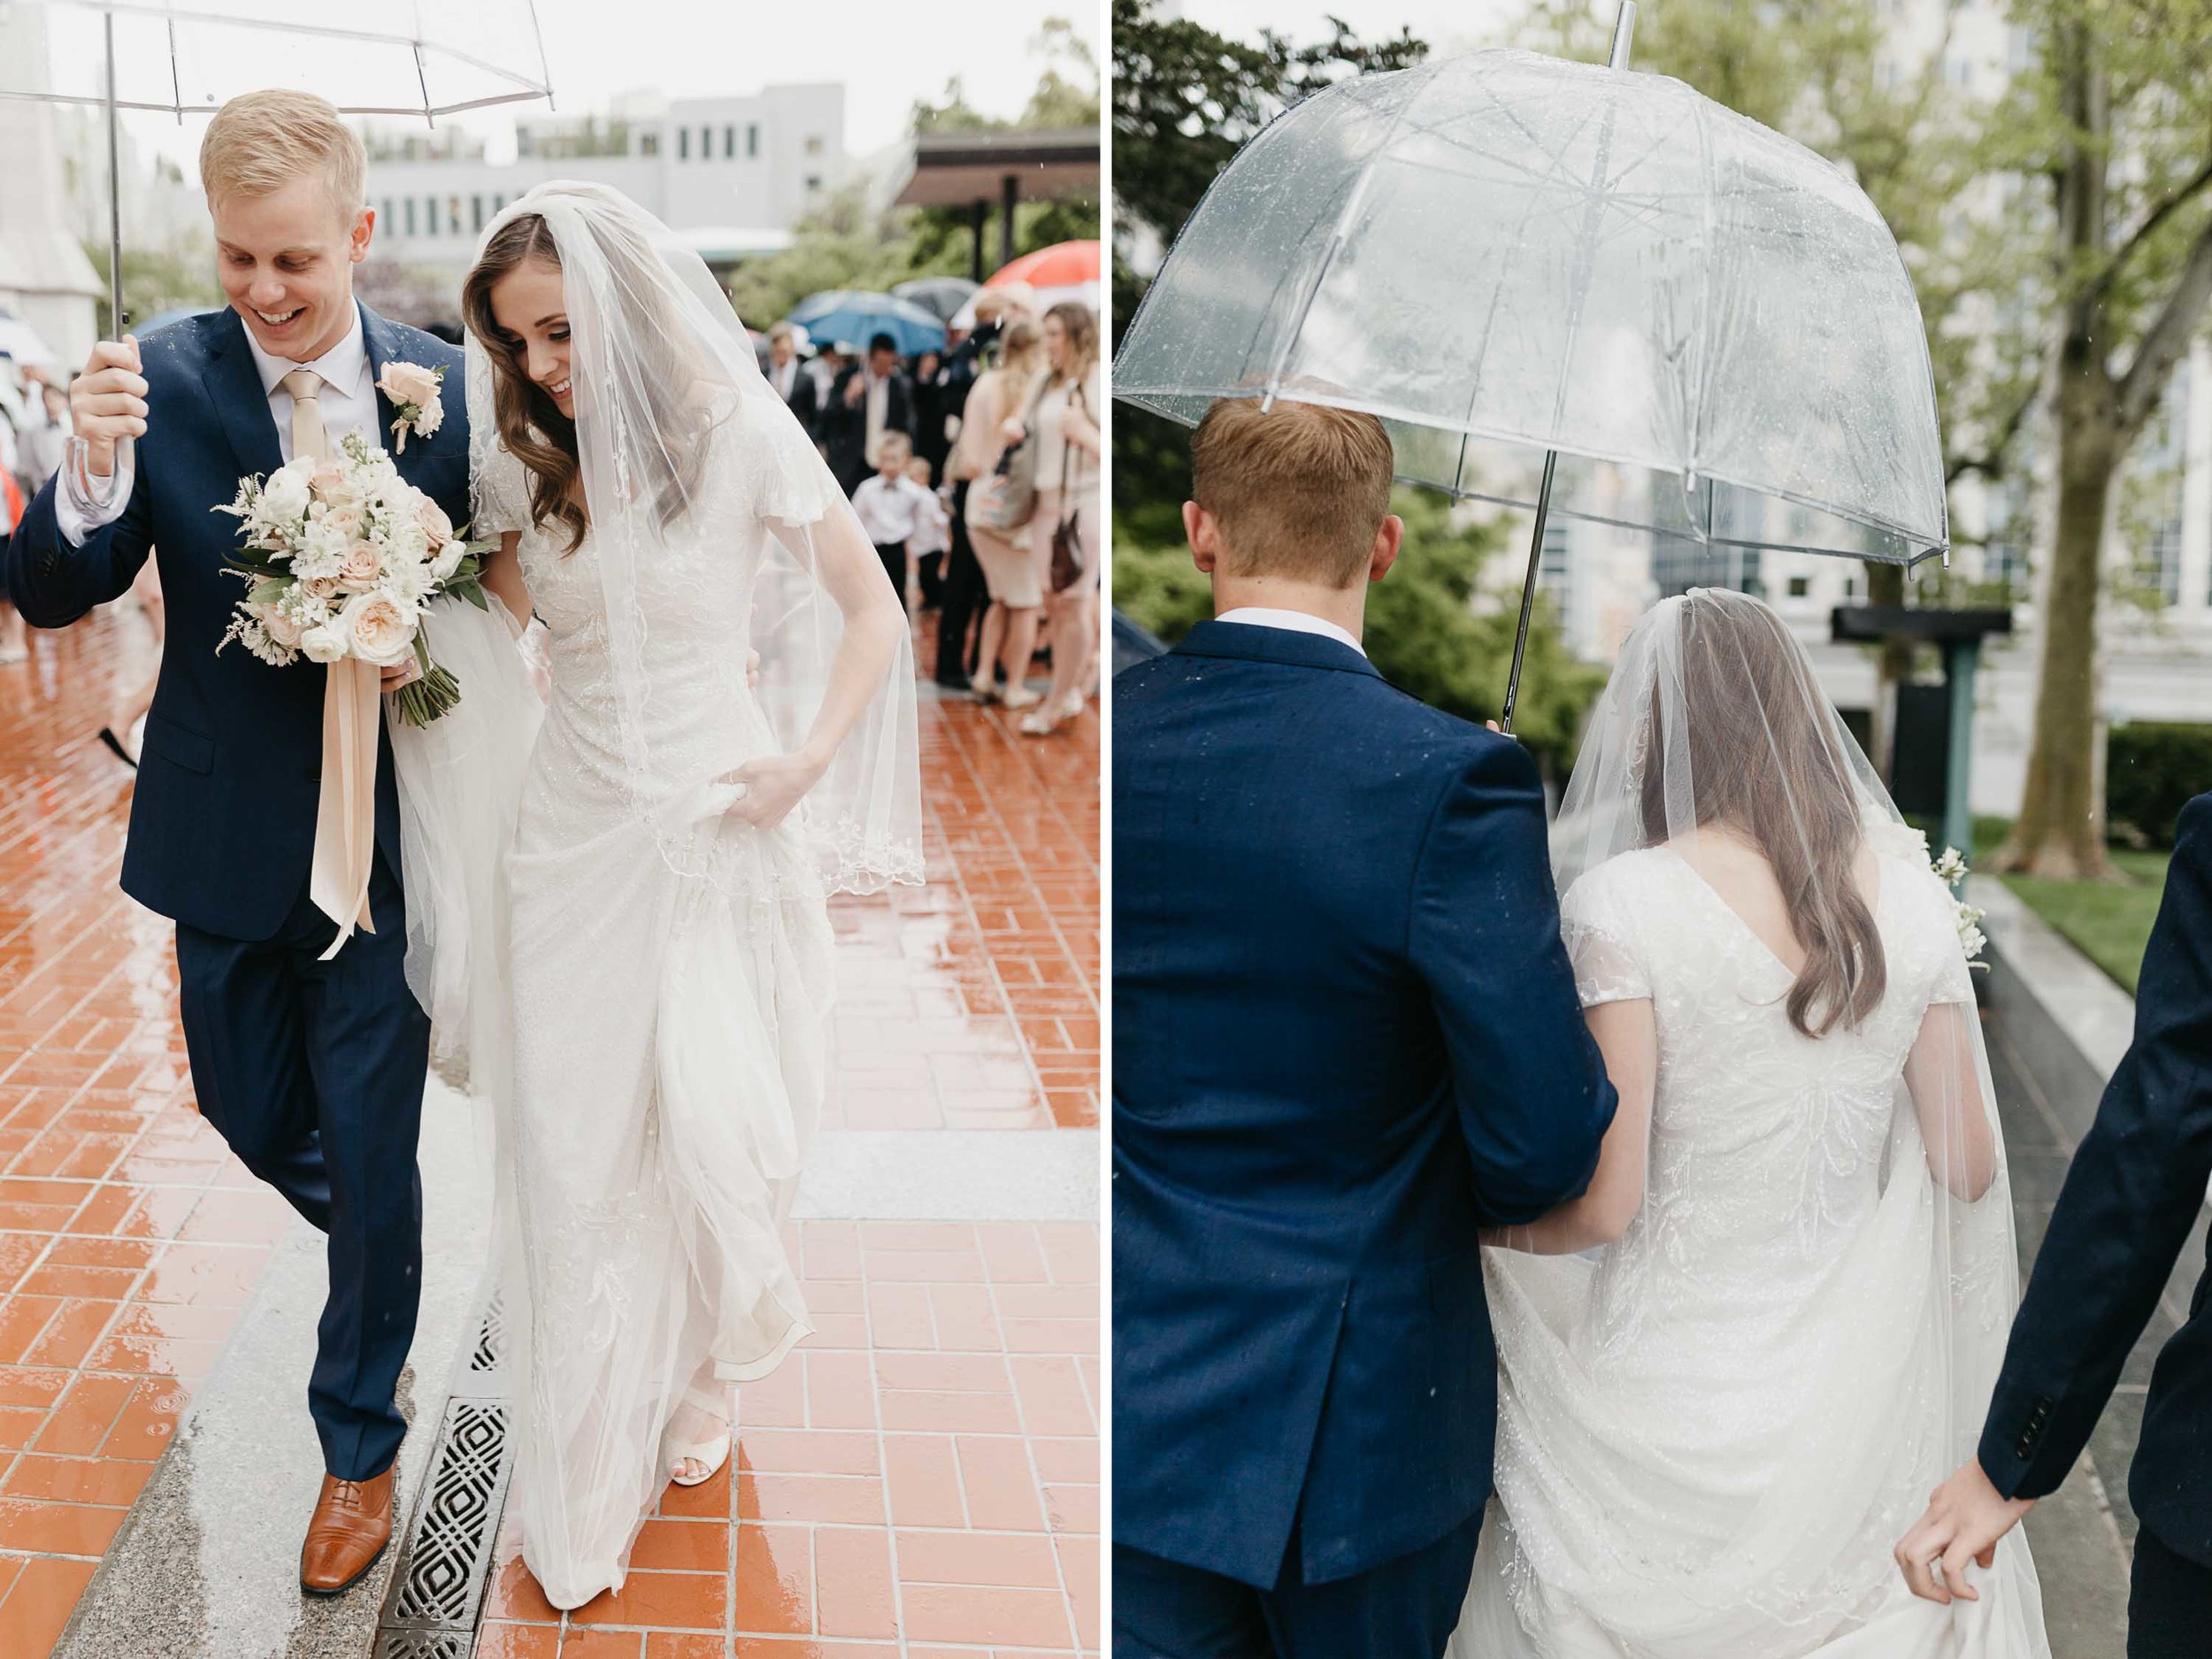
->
<box><xmin>1451</xmin><ymin>590</ymin><xmax>2048</xmax><ymax>1659</ymax></box>
<box><xmin>389</xmin><ymin>181</ymin><xmax>921</xmax><ymax>1609</ymax></box>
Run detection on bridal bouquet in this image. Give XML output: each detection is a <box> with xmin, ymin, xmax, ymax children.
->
<box><xmin>214</xmin><ymin>431</ymin><xmax>493</xmax><ymax>727</ymax></box>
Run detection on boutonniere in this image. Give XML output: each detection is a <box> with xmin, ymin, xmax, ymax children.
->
<box><xmin>375</xmin><ymin>360</ymin><xmax>446</xmax><ymax>453</ymax></box>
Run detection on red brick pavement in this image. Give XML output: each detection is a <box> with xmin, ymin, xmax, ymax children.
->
<box><xmin>0</xmin><ymin>608</ymin><xmax>1101</xmax><ymax>1656</ymax></box>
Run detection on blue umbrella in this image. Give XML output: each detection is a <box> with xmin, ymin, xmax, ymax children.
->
<box><xmin>785</xmin><ymin>290</ymin><xmax>946</xmax><ymax>358</ymax></box>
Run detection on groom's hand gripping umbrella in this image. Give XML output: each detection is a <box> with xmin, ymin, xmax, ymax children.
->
<box><xmin>1112</xmin><ymin>1</ymin><xmax>1950</xmax><ymax>733</ymax></box>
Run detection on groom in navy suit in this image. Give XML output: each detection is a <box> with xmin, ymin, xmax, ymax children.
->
<box><xmin>4</xmin><ymin>91</ymin><xmax>468</xmax><ymax>1594</ymax></box>
<box><xmin>1900</xmin><ymin>792</ymin><xmax>2212</xmax><ymax>1655</ymax></box>
<box><xmin>1113</xmin><ymin>398</ymin><xmax>1618</xmax><ymax>1659</ymax></box>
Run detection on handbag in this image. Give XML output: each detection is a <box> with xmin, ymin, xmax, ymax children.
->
<box><xmin>1048</xmin><ymin>383</ymin><xmax>1089</xmax><ymax>593</ymax></box>
<box><xmin>966</xmin><ymin>372</ymin><xmax>1049</xmax><ymax>535</ymax></box>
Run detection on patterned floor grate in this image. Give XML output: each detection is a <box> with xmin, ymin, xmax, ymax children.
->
<box><xmin>374</xmin><ymin>1294</ymin><xmax>511</xmax><ymax>1659</ymax></box>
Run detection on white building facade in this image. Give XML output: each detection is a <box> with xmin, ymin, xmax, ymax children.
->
<box><xmin>364</xmin><ymin>84</ymin><xmax>842</xmax><ymax>278</ymax></box>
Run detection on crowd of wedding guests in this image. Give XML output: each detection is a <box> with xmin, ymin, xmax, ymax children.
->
<box><xmin>765</xmin><ymin>284</ymin><xmax>1102</xmax><ymax>737</ymax></box>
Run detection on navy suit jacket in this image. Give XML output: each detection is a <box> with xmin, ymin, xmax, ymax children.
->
<box><xmin>1980</xmin><ymin>792</ymin><xmax>2212</xmax><ymax>1563</ymax></box>
<box><xmin>4</xmin><ymin>303</ymin><xmax>470</xmax><ymax>941</ymax></box>
<box><xmin>1112</xmin><ymin>620</ymin><xmax>1618</xmax><ymax>1589</ymax></box>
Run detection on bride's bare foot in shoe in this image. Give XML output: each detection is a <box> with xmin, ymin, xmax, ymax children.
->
<box><xmin>663</xmin><ymin>1394</ymin><xmax>732</xmax><ymax>1486</ymax></box>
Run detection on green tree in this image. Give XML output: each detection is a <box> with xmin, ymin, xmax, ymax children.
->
<box><xmin>1985</xmin><ymin>0</ymin><xmax>2212</xmax><ymax>879</ymax></box>
<box><xmin>82</xmin><ymin>238</ymin><xmax>220</xmax><ymax>336</ymax></box>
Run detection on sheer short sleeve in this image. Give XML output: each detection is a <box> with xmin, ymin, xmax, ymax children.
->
<box><xmin>1915</xmin><ymin>865</ymin><xmax>1978</xmax><ymax>1006</ymax></box>
<box><xmin>1558</xmin><ymin>864</ymin><xmax>1653</xmax><ymax>1007</ymax></box>
<box><xmin>467</xmin><ymin>426</ymin><xmax>533</xmax><ymax>538</ymax></box>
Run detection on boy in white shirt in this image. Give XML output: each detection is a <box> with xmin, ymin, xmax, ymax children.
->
<box><xmin>849</xmin><ymin>431</ymin><xmax>939</xmax><ymax>611</ymax></box>
<box><xmin>904</xmin><ymin>453</ymin><xmax>951</xmax><ymax>610</ymax></box>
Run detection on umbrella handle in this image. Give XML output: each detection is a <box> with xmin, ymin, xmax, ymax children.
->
<box><xmin>1500</xmin><ymin>449</ymin><xmax>1559</xmax><ymax>740</ymax></box>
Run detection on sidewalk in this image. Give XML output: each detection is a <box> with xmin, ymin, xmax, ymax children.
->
<box><xmin>0</xmin><ymin>607</ymin><xmax>1099</xmax><ymax>1657</ymax></box>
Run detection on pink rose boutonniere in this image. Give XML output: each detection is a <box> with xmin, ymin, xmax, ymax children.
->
<box><xmin>376</xmin><ymin>360</ymin><xmax>447</xmax><ymax>453</ymax></box>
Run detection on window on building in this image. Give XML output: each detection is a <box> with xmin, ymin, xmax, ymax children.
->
<box><xmin>747</xmin><ymin>123</ymin><xmax>759</xmax><ymax>157</ymax></box>
<box><xmin>804</xmin><ymin>134</ymin><xmax>824</xmax><ymax>156</ymax></box>
<box><xmin>472</xmin><ymin>194</ymin><xmax>485</xmax><ymax>234</ymax></box>
<box><xmin>679</xmin><ymin>127</ymin><xmax>689</xmax><ymax>160</ymax></box>
<box><xmin>448</xmin><ymin>196</ymin><xmax>463</xmax><ymax>235</ymax></box>
<box><xmin>1841</xmin><ymin>573</ymin><xmax>1859</xmax><ymax>602</ymax></box>
<box><xmin>1787</xmin><ymin>575</ymin><xmax>1810</xmax><ymax>599</ymax></box>
<box><xmin>724</xmin><ymin>125</ymin><xmax>736</xmax><ymax>158</ymax></box>
<box><xmin>805</xmin><ymin>174</ymin><xmax>822</xmax><ymax>193</ymax></box>
<box><xmin>425</xmin><ymin>195</ymin><xmax>440</xmax><ymax>236</ymax></box>
<box><xmin>701</xmin><ymin>126</ymin><xmax>714</xmax><ymax>160</ymax></box>
<box><xmin>404</xmin><ymin>197</ymin><xmax>417</xmax><ymax>236</ymax></box>
<box><xmin>641</xmin><ymin>129</ymin><xmax>660</xmax><ymax>157</ymax></box>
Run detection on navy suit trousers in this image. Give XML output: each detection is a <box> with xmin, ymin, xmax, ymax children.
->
<box><xmin>174</xmin><ymin>851</ymin><xmax>429</xmax><ymax>1481</ymax></box>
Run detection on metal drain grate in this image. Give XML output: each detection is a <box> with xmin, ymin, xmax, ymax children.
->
<box><xmin>375</xmin><ymin>1294</ymin><xmax>512</xmax><ymax>1659</ymax></box>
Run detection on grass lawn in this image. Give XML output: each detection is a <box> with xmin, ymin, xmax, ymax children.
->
<box><xmin>1970</xmin><ymin>818</ymin><xmax>2169</xmax><ymax>996</ymax></box>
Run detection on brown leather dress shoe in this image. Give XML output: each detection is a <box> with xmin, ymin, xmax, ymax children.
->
<box><xmin>299</xmin><ymin>1467</ymin><xmax>396</xmax><ymax>1595</ymax></box>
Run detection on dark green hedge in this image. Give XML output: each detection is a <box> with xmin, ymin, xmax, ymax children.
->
<box><xmin>2108</xmin><ymin>723</ymin><xmax>2212</xmax><ymax>848</ymax></box>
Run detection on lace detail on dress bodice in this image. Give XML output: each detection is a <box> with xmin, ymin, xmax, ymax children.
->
<box><xmin>1560</xmin><ymin>845</ymin><xmax>1970</xmax><ymax>1279</ymax></box>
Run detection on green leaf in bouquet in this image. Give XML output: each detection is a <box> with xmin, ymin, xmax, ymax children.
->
<box><xmin>247</xmin><ymin>578</ymin><xmax>291</xmax><ymax>608</ymax></box>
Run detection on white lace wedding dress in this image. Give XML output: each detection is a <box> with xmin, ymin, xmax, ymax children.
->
<box><xmin>489</xmin><ymin>437</ymin><xmax>839</xmax><ymax>1607</ymax></box>
<box><xmin>1450</xmin><ymin>841</ymin><xmax>2049</xmax><ymax>1659</ymax></box>
<box><xmin>392</xmin><ymin>182</ymin><xmax>919</xmax><ymax>1613</ymax></box>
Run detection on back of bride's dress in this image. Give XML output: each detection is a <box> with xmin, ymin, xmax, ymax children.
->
<box><xmin>499</xmin><ymin>416</ymin><xmax>837</xmax><ymax>1609</ymax></box>
<box><xmin>1452</xmin><ymin>841</ymin><xmax>2049</xmax><ymax>1659</ymax></box>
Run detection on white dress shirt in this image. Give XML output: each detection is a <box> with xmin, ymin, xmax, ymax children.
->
<box><xmin>849</xmin><ymin>473</ymin><xmax>940</xmax><ymax>546</ymax></box>
<box><xmin>771</xmin><ymin>357</ymin><xmax>801</xmax><ymax>402</ymax></box>
<box><xmin>1215</xmin><ymin>606</ymin><xmax>1367</xmax><ymax>657</ymax></box>
<box><xmin>58</xmin><ymin>309</ymin><xmax>378</xmax><ymax>546</ymax></box>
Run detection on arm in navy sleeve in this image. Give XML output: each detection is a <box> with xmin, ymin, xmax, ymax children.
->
<box><xmin>1978</xmin><ymin>794</ymin><xmax>2212</xmax><ymax>1497</ymax></box>
<box><xmin>4</xmin><ymin>468</ymin><xmax>155</xmax><ymax>628</ymax></box>
<box><xmin>1408</xmin><ymin>735</ymin><xmax>1619</xmax><ymax>1227</ymax></box>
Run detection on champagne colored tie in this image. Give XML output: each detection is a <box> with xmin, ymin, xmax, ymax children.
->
<box><xmin>282</xmin><ymin>369</ymin><xmax>330</xmax><ymax>461</ymax></box>
<box><xmin>286</xmin><ymin>366</ymin><xmax>380</xmax><ymax>956</ymax></box>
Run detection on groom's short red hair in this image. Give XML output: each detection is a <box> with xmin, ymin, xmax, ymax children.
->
<box><xmin>200</xmin><ymin>89</ymin><xmax>365</xmax><ymax>224</ymax></box>
<box><xmin>1190</xmin><ymin>396</ymin><xmax>1394</xmax><ymax>588</ymax></box>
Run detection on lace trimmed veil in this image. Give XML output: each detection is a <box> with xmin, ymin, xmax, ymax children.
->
<box><xmin>1472</xmin><ymin>588</ymin><xmax>2040</xmax><ymax>1651</ymax></box>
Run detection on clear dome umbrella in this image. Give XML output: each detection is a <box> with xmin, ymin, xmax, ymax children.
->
<box><xmin>1113</xmin><ymin>4</ymin><xmax>1949</xmax><ymax>732</ymax></box>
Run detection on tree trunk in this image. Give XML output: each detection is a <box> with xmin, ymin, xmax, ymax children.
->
<box><xmin>1996</xmin><ymin>369</ymin><xmax>2119</xmax><ymax>879</ymax></box>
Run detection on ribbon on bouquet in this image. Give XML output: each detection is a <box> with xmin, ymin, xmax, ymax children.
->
<box><xmin>309</xmin><ymin>654</ymin><xmax>381</xmax><ymax>958</ymax></box>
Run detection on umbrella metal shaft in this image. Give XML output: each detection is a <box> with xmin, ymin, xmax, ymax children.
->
<box><xmin>1501</xmin><ymin>2</ymin><xmax>1632</xmax><ymax>740</ymax></box>
<box><xmin>104</xmin><ymin>11</ymin><xmax>123</xmax><ymax>334</ymax></box>
<box><xmin>1500</xmin><ymin>449</ymin><xmax>1558</xmax><ymax>737</ymax></box>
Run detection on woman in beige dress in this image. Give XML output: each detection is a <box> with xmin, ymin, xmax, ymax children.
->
<box><xmin>1013</xmin><ymin>303</ymin><xmax>1101</xmax><ymax>737</ymax></box>
<box><xmin>949</xmin><ymin>319</ymin><xmax>1046</xmax><ymax>710</ymax></box>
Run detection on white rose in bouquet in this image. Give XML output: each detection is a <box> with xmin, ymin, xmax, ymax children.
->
<box><xmin>346</xmin><ymin>591</ymin><xmax>419</xmax><ymax>669</ymax></box>
<box><xmin>300</xmin><ymin>619</ymin><xmax>350</xmax><ymax>664</ymax></box>
<box><xmin>259</xmin><ymin>457</ymin><xmax>316</xmax><ymax>525</ymax></box>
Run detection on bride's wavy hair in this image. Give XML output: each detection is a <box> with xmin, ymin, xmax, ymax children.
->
<box><xmin>1638</xmin><ymin>590</ymin><xmax>1886</xmax><ymax>1038</ymax></box>
<box><xmin>462</xmin><ymin>208</ymin><xmax>714</xmax><ymax>554</ymax></box>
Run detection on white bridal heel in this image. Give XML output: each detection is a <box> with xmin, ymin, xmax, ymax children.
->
<box><xmin>662</xmin><ymin>1384</ymin><xmax>733</xmax><ymax>1487</ymax></box>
